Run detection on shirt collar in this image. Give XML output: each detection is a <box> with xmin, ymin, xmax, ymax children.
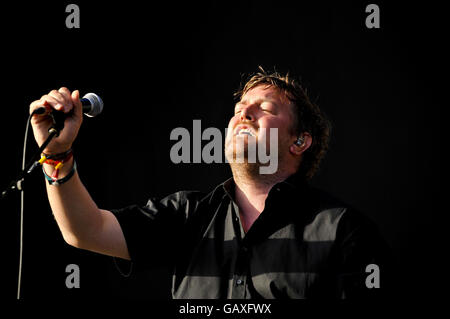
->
<box><xmin>222</xmin><ymin>177</ymin><xmax>236</xmax><ymax>201</ymax></box>
<box><xmin>219</xmin><ymin>173</ymin><xmax>309</xmax><ymax>200</ymax></box>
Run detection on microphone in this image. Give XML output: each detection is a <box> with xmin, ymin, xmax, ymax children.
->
<box><xmin>81</xmin><ymin>93</ymin><xmax>104</xmax><ymax>117</ymax></box>
<box><xmin>33</xmin><ymin>93</ymin><xmax>104</xmax><ymax>117</ymax></box>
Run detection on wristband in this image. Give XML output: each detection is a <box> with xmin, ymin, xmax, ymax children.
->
<box><xmin>42</xmin><ymin>149</ymin><xmax>73</xmax><ymax>161</ymax></box>
<box><xmin>43</xmin><ymin>160</ymin><xmax>77</xmax><ymax>186</ymax></box>
<box><xmin>41</xmin><ymin>151</ymin><xmax>73</xmax><ymax>167</ymax></box>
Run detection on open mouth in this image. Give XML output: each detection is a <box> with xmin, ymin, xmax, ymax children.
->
<box><xmin>234</xmin><ymin>126</ymin><xmax>257</xmax><ymax>137</ymax></box>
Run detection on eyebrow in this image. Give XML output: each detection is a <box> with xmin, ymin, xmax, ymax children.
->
<box><xmin>236</xmin><ymin>98</ymin><xmax>278</xmax><ymax>107</ymax></box>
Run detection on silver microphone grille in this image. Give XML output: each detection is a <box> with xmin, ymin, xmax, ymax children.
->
<box><xmin>83</xmin><ymin>93</ymin><xmax>104</xmax><ymax>117</ymax></box>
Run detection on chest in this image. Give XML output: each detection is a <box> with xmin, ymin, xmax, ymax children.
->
<box><xmin>172</xmin><ymin>205</ymin><xmax>341</xmax><ymax>299</ymax></box>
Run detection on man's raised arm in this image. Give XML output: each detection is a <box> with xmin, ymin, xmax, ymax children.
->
<box><xmin>29</xmin><ymin>87</ymin><xmax>130</xmax><ymax>260</ymax></box>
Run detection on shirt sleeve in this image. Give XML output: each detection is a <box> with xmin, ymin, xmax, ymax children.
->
<box><xmin>334</xmin><ymin>209</ymin><xmax>394</xmax><ymax>299</ymax></box>
<box><xmin>110</xmin><ymin>191</ymin><xmax>204</xmax><ymax>269</ymax></box>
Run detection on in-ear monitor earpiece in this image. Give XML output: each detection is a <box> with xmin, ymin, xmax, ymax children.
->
<box><xmin>295</xmin><ymin>136</ymin><xmax>304</xmax><ymax>146</ymax></box>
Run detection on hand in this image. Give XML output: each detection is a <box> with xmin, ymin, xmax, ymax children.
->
<box><xmin>29</xmin><ymin>87</ymin><xmax>83</xmax><ymax>155</ymax></box>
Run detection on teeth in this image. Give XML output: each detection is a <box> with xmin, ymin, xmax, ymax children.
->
<box><xmin>237</xmin><ymin>128</ymin><xmax>255</xmax><ymax>137</ymax></box>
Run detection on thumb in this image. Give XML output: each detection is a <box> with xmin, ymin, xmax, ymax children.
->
<box><xmin>71</xmin><ymin>90</ymin><xmax>83</xmax><ymax>117</ymax></box>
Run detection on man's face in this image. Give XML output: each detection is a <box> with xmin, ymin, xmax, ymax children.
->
<box><xmin>225</xmin><ymin>85</ymin><xmax>297</xmax><ymax>170</ymax></box>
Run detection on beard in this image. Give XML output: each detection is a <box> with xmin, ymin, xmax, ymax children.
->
<box><xmin>225</xmin><ymin>135</ymin><xmax>284</xmax><ymax>184</ymax></box>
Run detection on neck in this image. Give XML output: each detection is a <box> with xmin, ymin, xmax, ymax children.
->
<box><xmin>234</xmin><ymin>176</ymin><xmax>272</xmax><ymax>212</ymax></box>
<box><xmin>231</xmin><ymin>164</ymin><xmax>294</xmax><ymax>232</ymax></box>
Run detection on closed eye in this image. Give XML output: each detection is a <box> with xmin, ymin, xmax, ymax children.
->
<box><xmin>260</xmin><ymin>101</ymin><xmax>276</xmax><ymax>114</ymax></box>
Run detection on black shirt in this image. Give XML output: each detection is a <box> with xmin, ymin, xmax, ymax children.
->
<box><xmin>111</xmin><ymin>174</ymin><xmax>391</xmax><ymax>299</ymax></box>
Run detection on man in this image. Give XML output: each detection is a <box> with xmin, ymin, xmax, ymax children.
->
<box><xmin>29</xmin><ymin>68</ymin><xmax>390</xmax><ymax>298</ymax></box>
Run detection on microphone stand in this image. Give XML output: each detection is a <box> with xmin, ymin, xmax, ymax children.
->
<box><xmin>1</xmin><ymin>110</ymin><xmax>65</xmax><ymax>199</ymax></box>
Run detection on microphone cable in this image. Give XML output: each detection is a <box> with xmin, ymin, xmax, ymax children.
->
<box><xmin>13</xmin><ymin>96</ymin><xmax>102</xmax><ymax>299</ymax></box>
<box><xmin>17</xmin><ymin>112</ymin><xmax>33</xmax><ymax>299</ymax></box>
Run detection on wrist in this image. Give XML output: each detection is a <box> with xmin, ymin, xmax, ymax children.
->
<box><xmin>42</xmin><ymin>145</ymin><xmax>73</xmax><ymax>157</ymax></box>
<box><xmin>42</xmin><ymin>156</ymin><xmax>74</xmax><ymax>179</ymax></box>
<box><xmin>42</xmin><ymin>148</ymin><xmax>73</xmax><ymax>160</ymax></box>
<box><xmin>40</xmin><ymin>149</ymin><xmax>75</xmax><ymax>184</ymax></box>
<box><xmin>43</xmin><ymin>159</ymin><xmax>77</xmax><ymax>186</ymax></box>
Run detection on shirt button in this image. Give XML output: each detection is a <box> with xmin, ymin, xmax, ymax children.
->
<box><xmin>236</xmin><ymin>279</ymin><xmax>243</xmax><ymax>285</ymax></box>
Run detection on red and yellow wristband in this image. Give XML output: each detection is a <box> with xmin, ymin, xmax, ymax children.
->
<box><xmin>39</xmin><ymin>149</ymin><xmax>77</xmax><ymax>186</ymax></box>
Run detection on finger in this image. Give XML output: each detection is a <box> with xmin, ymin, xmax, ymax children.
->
<box><xmin>71</xmin><ymin>90</ymin><xmax>83</xmax><ymax>119</ymax></box>
<box><xmin>48</xmin><ymin>90</ymin><xmax>73</xmax><ymax>113</ymax></box>
<box><xmin>29</xmin><ymin>99</ymin><xmax>50</xmax><ymax>115</ymax></box>
<box><xmin>58</xmin><ymin>87</ymin><xmax>72</xmax><ymax>102</ymax></box>
<box><xmin>38</xmin><ymin>94</ymin><xmax>64</xmax><ymax>112</ymax></box>
<box><xmin>46</xmin><ymin>93</ymin><xmax>74</xmax><ymax>114</ymax></box>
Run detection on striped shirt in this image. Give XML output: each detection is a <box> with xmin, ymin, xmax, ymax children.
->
<box><xmin>112</xmin><ymin>174</ymin><xmax>390</xmax><ymax>299</ymax></box>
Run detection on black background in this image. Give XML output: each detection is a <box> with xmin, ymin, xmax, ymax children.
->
<box><xmin>0</xmin><ymin>0</ymin><xmax>444</xmax><ymax>307</ymax></box>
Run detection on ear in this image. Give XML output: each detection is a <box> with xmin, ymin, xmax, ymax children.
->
<box><xmin>289</xmin><ymin>132</ymin><xmax>312</xmax><ymax>156</ymax></box>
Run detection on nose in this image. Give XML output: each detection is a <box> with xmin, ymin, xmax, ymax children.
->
<box><xmin>240</xmin><ymin>105</ymin><xmax>256</xmax><ymax>122</ymax></box>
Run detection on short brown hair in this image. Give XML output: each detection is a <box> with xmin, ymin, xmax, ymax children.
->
<box><xmin>234</xmin><ymin>66</ymin><xmax>331</xmax><ymax>180</ymax></box>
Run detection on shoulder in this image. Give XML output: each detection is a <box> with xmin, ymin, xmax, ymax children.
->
<box><xmin>304</xmin><ymin>187</ymin><xmax>381</xmax><ymax>243</ymax></box>
<box><xmin>144</xmin><ymin>180</ymin><xmax>229</xmax><ymax>219</ymax></box>
<box><xmin>305</xmin><ymin>187</ymin><xmax>391</xmax><ymax>268</ymax></box>
<box><xmin>157</xmin><ymin>190</ymin><xmax>207</xmax><ymax>209</ymax></box>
